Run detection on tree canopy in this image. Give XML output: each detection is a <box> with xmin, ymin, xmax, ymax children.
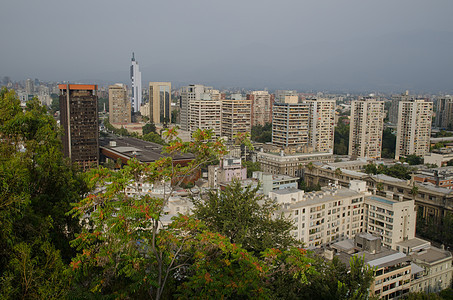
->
<box><xmin>0</xmin><ymin>88</ymin><xmax>86</xmax><ymax>299</ymax></box>
<box><xmin>192</xmin><ymin>180</ymin><xmax>299</xmax><ymax>254</ymax></box>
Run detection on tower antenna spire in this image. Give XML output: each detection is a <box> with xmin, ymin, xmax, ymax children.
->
<box><xmin>132</xmin><ymin>52</ymin><xmax>135</xmax><ymax>61</ymax></box>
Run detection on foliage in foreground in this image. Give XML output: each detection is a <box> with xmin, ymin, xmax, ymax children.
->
<box><xmin>0</xmin><ymin>88</ymin><xmax>86</xmax><ymax>299</ymax></box>
<box><xmin>192</xmin><ymin>179</ymin><xmax>299</xmax><ymax>254</ymax></box>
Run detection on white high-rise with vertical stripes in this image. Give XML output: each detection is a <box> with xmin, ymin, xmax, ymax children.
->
<box><xmin>130</xmin><ymin>52</ymin><xmax>142</xmax><ymax>112</ymax></box>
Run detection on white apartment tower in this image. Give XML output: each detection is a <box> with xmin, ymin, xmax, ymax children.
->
<box><xmin>179</xmin><ymin>85</ymin><xmax>220</xmax><ymax>131</ymax></box>
<box><xmin>189</xmin><ymin>94</ymin><xmax>222</xmax><ymax>139</ymax></box>
<box><xmin>349</xmin><ymin>97</ymin><xmax>385</xmax><ymax>159</ymax></box>
<box><xmin>272</xmin><ymin>96</ymin><xmax>310</xmax><ymax>149</ymax></box>
<box><xmin>308</xmin><ymin>98</ymin><xmax>336</xmax><ymax>153</ymax></box>
<box><xmin>221</xmin><ymin>95</ymin><xmax>252</xmax><ymax>141</ymax></box>
<box><xmin>130</xmin><ymin>52</ymin><xmax>142</xmax><ymax>112</ymax></box>
<box><xmin>395</xmin><ymin>99</ymin><xmax>433</xmax><ymax>160</ymax></box>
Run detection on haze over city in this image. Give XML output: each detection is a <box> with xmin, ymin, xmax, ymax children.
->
<box><xmin>1</xmin><ymin>0</ymin><xmax>453</xmax><ymax>93</ymax></box>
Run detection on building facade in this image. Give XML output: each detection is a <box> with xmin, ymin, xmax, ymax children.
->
<box><xmin>349</xmin><ymin>97</ymin><xmax>385</xmax><ymax>159</ymax></box>
<box><xmin>274</xmin><ymin>185</ymin><xmax>365</xmax><ymax>247</ymax></box>
<box><xmin>308</xmin><ymin>98</ymin><xmax>336</xmax><ymax>153</ymax></box>
<box><xmin>221</xmin><ymin>96</ymin><xmax>252</xmax><ymax>141</ymax></box>
<box><xmin>130</xmin><ymin>52</ymin><xmax>142</xmax><ymax>112</ymax></box>
<box><xmin>435</xmin><ymin>95</ymin><xmax>453</xmax><ymax>129</ymax></box>
<box><xmin>389</xmin><ymin>91</ymin><xmax>411</xmax><ymax>125</ymax></box>
<box><xmin>189</xmin><ymin>97</ymin><xmax>222</xmax><ymax>139</ymax></box>
<box><xmin>395</xmin><ymin>99</ymin><xmax>433</xmax><ymax>160</ymax></box>
<box><xmin>179</xmin><ymin>84</ymin><xmax>221</xmax><ymax>131</ymax></box>
<box><xmin>247</xmin><ymin>91</ymin><xmax>274</xmax><ymax>126</ymax></box>
<box><xmin>364</xmin><ymin>196</ymin><xmax>416</xmax><ymax>250</ymax></box>
<box><xmin>272</xmin><ymin>97</ymin><xmax>310</xmax><ymax>149</ymax></box>
<box><xmin>109</xmin><ymin>83</ymin><xmax>131</xmax><ymax>124</ymax></box>
<box><xmin>149</xmin><ymin>82</ymin><xmax>171</xmax><ymax>124</ymax></box>
<box><xmin>59</xmin><ymin>84</ymin><xmax>99</xmax><ymax>170</ymax></box>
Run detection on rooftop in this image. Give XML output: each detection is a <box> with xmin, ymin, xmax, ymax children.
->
<box><xmin>396</xmin><ymin>238</ymin><xmax>430</xmax><ymax>249</ymax></box>
<box><xmin>289</xmin><ymin>187</ymin><xmax>362</xmax><ymax>209</ymax></box>
<box><xmin>100</xmin><ymin>135</ymin><xmax>194</xmax><ymax>163</ymax></box>
<box><xmin>371</xmin><ymin>173</ymin><xmax>407</xmax><ymax>183</ymax></box>
<box><xmin>410</xmin><ymin>246</ymin><xmax>452</xmax><ymax>264</ymax></box>
<box><xmin>367</xmin><ymin>195</ymin><xmax>397</xmax><ymax>206</ymax></box>
<box><xmin>270</xmin><ymin>188</ymin><xmax>302</xmax><ymax>195</ymax></box>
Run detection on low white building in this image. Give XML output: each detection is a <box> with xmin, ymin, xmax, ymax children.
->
<box><xmin>364</xmin><ymin>196</ymin><xmax>416</xmax><ymax>250</ymax></box>
<box><xmin>273</xmin><ymin>184</ymin><xmax>365</xmax><ymax>247</ymax></box>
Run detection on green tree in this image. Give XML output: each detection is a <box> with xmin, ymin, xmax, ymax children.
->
<box><xmin>243</xmin><ymin>160</ymin><xmax>261</xmax><ymax>177</ymax></box>
<box><xmin>68</xmin><ymin>128</ymin><xmax>229</xmax><ymax>299</ymax></box>
<box><xmin>382</xmin><ymin>128</ymin><xmax>396</xmax><ymax>159</ymax></box>
<box><xmin>142</xmin><ymin>121</ymin><xmax>157</xmax><ymax>135</ymax></box>
<box><xmin>171</xmin><ymin>109</ymin><xmax>178</xmax><ymax>124</ymax></box>
<box><xmin>405</xmin><ymin>154</ymin><xmax>423</xmax><ymax>165</ymax></box>
<box><xmin>142</xmin><ymin>132</ymin><xmax>166</xmax><ymax>145</ymax></box>
<box><xmin>192</xmin><ymin>180</ymin><xmax>299</xmax><ymax>254</ymax></box>
<box><xmin>364</xmin><ymin>163</ymin><xmax>378</xmax><ymax>175</ymax></box>
<box><xmin>334</xmin><ymin>117</ymin><xmax>350</xmax><ymax>155</ymax></box>
<box><xmin>300</xmin><ymin>255</ymin><xmax>375</xmax><ymax>299</ymax></box>
<box><xmin>251</xmin><ymin>123</ymin><xmax>272</xmax><ymax>143</ymax></box>
<box><xmin>0</xmin><ymin>88</ymin><xmax>86</xmax><ymax>299</ymax></box>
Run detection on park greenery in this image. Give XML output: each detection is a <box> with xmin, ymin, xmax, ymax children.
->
<box><xmin>364</xmin><ymin>163</ymin><xmax>414</xmax><ymax>180</ymax></box>
<box><xmin>0</xmin><ymin>87</ymin><xmax>407</xmax><ymax>299</ymax></box>
<box><xmin>251</xmin><ymin>122</ymin><xmax>272</xmax><ymax>143</ymax></box>
<box><xmin>334</xmin><ymin>116</ymin><xmax>349</xmax><ymax>155</ymax></box>
<box><xmin>242</xmin><ymin>160</ymin><xmax>261</xmax><ymax>177</ymax></box>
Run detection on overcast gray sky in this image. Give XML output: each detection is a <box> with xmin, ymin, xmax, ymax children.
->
<box><xmin>1</xmin><ymin>0</ymin><xmax>453</xmax><ymax>92</ymax></box>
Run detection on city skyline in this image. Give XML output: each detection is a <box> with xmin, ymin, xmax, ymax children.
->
<box><xmin>1</xmin><ymin>1</ymin><xmax>453</xmax><ymax>93</ymax></box>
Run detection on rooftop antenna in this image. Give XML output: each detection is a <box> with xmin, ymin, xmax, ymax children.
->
<box><xmin>132</xmin><ymin>52</ymin><xmax>135</xmax><ymax>61</ymax></box>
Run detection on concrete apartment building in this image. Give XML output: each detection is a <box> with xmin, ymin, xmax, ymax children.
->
<box><xmin>256</xmin><ymin>150</ymin><xmax>334</xmax><ymax>177</ymax></box>
<box><xmin>247</xmin><ymin>90</ymin><xmax>274</xmax><ymax>126</ymax></box>
<box><xmin>329</xmin><ymin>233</ymin><xmax>412</xmax><ymax>299</ymax></box>
<box><xmin>59</xmin><ymin>84</ymin><xmax>99</xmax><ymax>170</ymax></box>
<box><xmin>221</xmin><ymin>95</ymin><xmax>252</xmax><ymax>141</ymax></box>
<box><xmin>395</xmin><ymin>99</ymin><xmax>433</xmax><ymax>160</ymax></box>
<box><xmin>272</xmin><ymin>96</ymin><xmax>310</xmax><ymax>149</ymax></box>
<box><xmin>208</xmin><ymin>157</ymin><xmax>246</xmax><ymax>188</ymax></box>
<box><xmin>252</xmin><ymin>171</ymin><xmax>298</xmax><ymax>196</ymax></box>
<box><xmin>148</xmin><ymin>82</ymin><xmax>171</xmax><ymax>124</ymax></box>
<box><xmin>273</xmin><ymin>183</ymin><xmax>366</xmax><ymax>247</ymax></box>
<box><xmin>308</xmin><ymin>98</ymin><xmax>336</xmax><ymax>153</ymax></box>
<box><xmin>349</xmin><ymin>96</ymin><xmax>385</xmax><ymax>159</ymax></box>
<box><xmin>179</xmin><ymin>84</ymin><xmax>222</xmax><ymax>131</ymax></box>
<box><xmin>401</xmin><ymin>238</ymin><xmax>453</xmax><ymax>294</ymax></box>
<box><xmin>364</xmin><ymin>196</ymin><xmax>416</xmax><ymax>250</ymax></box>
<box><xmin>189</xmin><ymin>96</ymin><xmax>222</xmax><ymax>139</ymax></box>
<box><xmin>389</xmin><ymin>91</ymin><xmax>411</xmax><ymax>125</ymax></box>
<box><xmin>108</xmin><ymin>83</ymin><xmax>131</xmax><ymax>124</ymax></box>
<box><xmin>303</xmin><ymin>162</ymin><xmax>453</xmax><ymax>225</ymax></box>
<box><xmin>424</xmin><ymin>148</ymin><xmax>453</xmax><ymax>168</ymax></box>
<box><xmin>435</xmin><ymin>95</ymin><xmax>453</xmax><ymax>129</ymax></box>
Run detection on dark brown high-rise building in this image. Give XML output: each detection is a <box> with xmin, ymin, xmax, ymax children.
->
<box><xmin>59</xmin><ymin>84</ymin><xmax>99</xmax><ymax>170</ymax></box>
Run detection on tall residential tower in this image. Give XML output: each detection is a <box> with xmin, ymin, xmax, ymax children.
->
<box><xmin>109</xmin><ymin>83</ymin><xmax>131</xmax><ymax>124</ymax></box>
<box><xmin>247</xmin><ymin>91</ymin><xmax>274</xmax><ymax>126</ymax></box>
<box><xmin>349</xmin><ymin>96</ymin><xmax>385</xmax><ymax>159</ymax></box>
<box><xmin>395</xmin><ymin>99</ymin><xmax>433</xmax><ymax>160</ymax></box>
